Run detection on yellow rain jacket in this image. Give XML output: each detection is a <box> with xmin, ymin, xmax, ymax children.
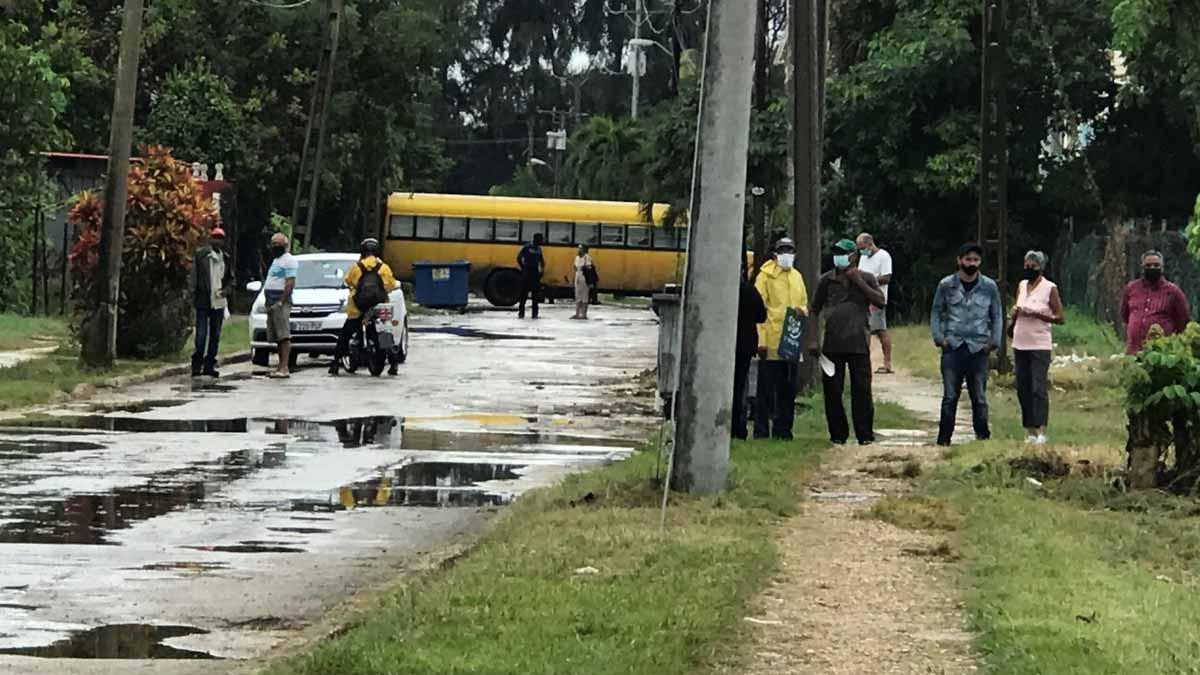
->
<box><xmin>344</xmin><ymin>256</ymin><xmax>397</xmax><ymax>320</ymax></box>
<box><xmin>755</xmin><ymin>259</ymin><xmax>809</xmax><ymax>359</ymax></box>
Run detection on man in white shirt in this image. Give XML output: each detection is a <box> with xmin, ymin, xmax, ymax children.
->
<box><xmin>856</xmin><ymin>232</ymin><xmax>894</xmax><ymax>374</ymax></box>
<box><xmin>263</xmin><ymin>232</ymin><xmax>298</xmax><ymax>378</ymax></box>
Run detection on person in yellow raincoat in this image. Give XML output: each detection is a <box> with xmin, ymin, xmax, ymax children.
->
<box><xmin>753</xmin><ymin>236</ymin><xmax>809</xmax><ymax>440</ymax></box>
<box><xmin>329</xmin><ymin>238</ymin><xmax>397</xmax><ymax>376</ymax></box>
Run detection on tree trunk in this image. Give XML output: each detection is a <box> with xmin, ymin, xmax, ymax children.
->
<box><xmin>1127</xmin><ymin>411</ymin><xmax>1162</xmax><ymax>490</ymax></box>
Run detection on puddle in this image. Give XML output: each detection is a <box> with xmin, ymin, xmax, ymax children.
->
<box><xmin>0</xmin><ymin>446</ymin><xmax>286</xmax><ymax>544</ymax></box>
<box><xmin>333</xmin><ymin>461</ymin><xmax>524</xmax><ymax>509</ymax></box>
<box><xmin>89</xmin><ymin>400</ymin><xmax>190</xmax><ymax>414</ymax></box>
<box><xmin>410</xmin><ymin>326</ymin><xmax>552</xmax><ymax>341</ymax></box>
<box><xmin>0</xmin><ymin>416</ymin><xmax>249</xmax><ymax>433</ymax></box>
<box><xmin>399</xmin><ymin>427</ymin><xmax>636</xmax><ymax>453</ymax></box>
<box><xmin>267</xmin><ymin>527</ymin><xmax>332</xmax><ymax>535</ymax></box>
<box><xmin>138</xmin><ymin>561</ymin><xmax>230</xmax><ymax>572</ymax></box>
<box><xmin>0</xmin><ymin>603</ymin><xmax>40</xmax><ymax>611</ymax></box>
<box><xmin>183</xmin><ymin>544</ymin><xmax>304</xmax><ymax>554</ymax></box>
<box><xmin>0</xmin><ymin>624</ymin><xmax>215</xmax><ymax>659</ymax></box>
<box><xmin>0</xmin><ymin>439</ymin><xmax>106</xmax><ymax>460</ymax></box>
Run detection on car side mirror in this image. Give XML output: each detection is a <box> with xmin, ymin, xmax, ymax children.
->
<box><xmin>246</xmin><ymin>281</ymin><xmax>263</xmax><ymax>293</ymax></box>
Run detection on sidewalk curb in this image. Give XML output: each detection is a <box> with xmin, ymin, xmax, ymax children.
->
<box><xmin>63</xmin><ymin>350</ymin><xmax>254</xmax><ymax>402</ymax></box>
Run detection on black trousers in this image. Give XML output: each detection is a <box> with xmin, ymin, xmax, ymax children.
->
<box><xmin>822</xmin><ymin>352</ymin><xmax>874</xmax><ymax>444</ymax></box>
<box><xmin>335</xmin><ymin>317</ymin><xmax>378</xmax><ymax>357</ymax></box>
<box><xmin>1014</xmin><ymin>349</ymin><xmax>1051</xmax><ymax>428</ymax></box>
<box><xmin>732</xmin><ymin>351</ymin><xmax>754</xmax><ymax>440</ymax></box>
<box><xmin>192</xmin><ymin>307</ymin><xmax>224</xmax><ymax>373</ymax></box>
<box><xmin>754</xmin><ymin>360</ymin><xmax>797</xmax><ymax>440</ymax></box>
<box><xmin>518</xmin><ymin>276</ymin><xmax>541</xmax><ymax>318</ymax></box>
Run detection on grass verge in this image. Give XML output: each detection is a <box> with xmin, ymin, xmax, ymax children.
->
<box><xmin>872</xmin><ymin>314</ymin><xmax>1200</xmax><ymax>674</ymax></box>
<box><xmin>0</xmin><ymin>313</ymin><xmax>69</xmax><ymax>351</ymax></box>
<box><xmin>266</xmin><ymin>428</ymin><xmax>825</xmax><ymax>675</ymax></box>
<box><xmin>0</xmin><ymin>315</ymin><xmax>250</xmax><ymax>411</ymax></box>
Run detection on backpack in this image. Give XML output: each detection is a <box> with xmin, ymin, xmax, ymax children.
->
<box><xmin>354</xmin><ymin>261</ymin><xmax>389</xmax><ymax>311</ymax></box>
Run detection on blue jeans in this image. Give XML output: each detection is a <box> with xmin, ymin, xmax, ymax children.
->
<box><xmin>938</xmin><ymin>344</ymin><xmax>990</xmax><ymax>444</ymax></box>
<box><xmin>192</xmin><ymin>308</ymin><xmax>225</xmax><ymax>374</ymax></box>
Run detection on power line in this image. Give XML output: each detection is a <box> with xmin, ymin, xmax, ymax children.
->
<box><xmin>248</xmin><ymin>0</ymin><xmax>313</xmax><ymax>9</ymax></box>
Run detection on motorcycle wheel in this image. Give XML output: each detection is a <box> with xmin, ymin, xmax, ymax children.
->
<box><xmin>368</xmin><ymin>349</ymin><xmax>387</xmax><ymax>376</ymax></box>
<box><xmin>341</xmin><ymin>352</ymin><xmax>358</xmax><ymax>374</ymax></box>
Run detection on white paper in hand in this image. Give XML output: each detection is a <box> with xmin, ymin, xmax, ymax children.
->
<box><xmin>819</xmin><ymin>354</ymin><xmax>835</xmax><ymax>377</ymax></box>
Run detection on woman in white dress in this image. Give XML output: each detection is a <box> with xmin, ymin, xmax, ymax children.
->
<box><xmin>573</xmin><ymin>245</ymin><xmax>595</xmax><ymax>320</ymax></box>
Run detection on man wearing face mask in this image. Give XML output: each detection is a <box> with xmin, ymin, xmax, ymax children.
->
<box><xmin>753</xmin><ymin>237</ymin><xmax>809</xmax><ymax>440</ymax></box>
<box><xmin>189</xmin><ymin>227</ymin><xmax>235</xmax><ymax>378</ymax></box>
<box><xmin>807</xmin><ymin>239</ymin><xmax>886</xmax><ymax>445</ymax></box>
<box><xmin>1119</xmin><ymin>251</ymin><xmax>1190</xmax><ymax>354</ymax></box>
<box><xmin>262</xmin><ymin>232</ymin><xmax>298</xmax><ymax>378</ymax></box>
<box><xmin>930</xmin><ymin>242</ymin><xmax>1004</xmax><ymax>446</ymax></box>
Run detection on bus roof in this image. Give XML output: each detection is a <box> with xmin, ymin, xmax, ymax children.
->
<box><xmin>386</xmin><ymin>192</ymin><xmax>679</xmax><ymax>227</ymax></box>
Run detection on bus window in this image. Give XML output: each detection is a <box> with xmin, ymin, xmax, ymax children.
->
<box><xmin>652</xmin><ymin>227</ymin><xmax>679</xmax><ymax>250</ymax></box>
<box><xmin>628</xmin><ymin>226</ymin><xmax>651</xmax><ymax>248</ymax></box>
<box><xmin>548</xmin><ymin>221</ymin><xmax>573</xmax><ymax>244</ymax></box>
<box><xmin>602</xmin><ymin>225</ymin><xmax>625</xmax><ymax>247</ymax></box>
<box><xmin>576</xmin><ymin>223</ymin><xmax>600</xmax><ymax>245</ymax></box>
<box><xmin>416</xmin><ymin>215</ymin><xmax>440</xmax><ymax>239</ymax></box>
<box><xmin>496</xmin><ymin>219</ymin><xmax>520</xmax><ymax>241</ymax></box>
<box><xmin>389</xmin><ymin>215</ymin><xmax>415</xmax><ymax>239</ymax></box>
<box><xmin>442</xmin><ymin>216</ymin><xmax>467</xmax><ymax>241</ymax></box>
<box><xmin>521</xmin><ymin>221</ymin><xmax>546</xmax><ymax>242</ymax></box>
<box><xmin>469</xmin><ymin>218</ymin><xmax>493</xmax><ymax>240</ymax></box>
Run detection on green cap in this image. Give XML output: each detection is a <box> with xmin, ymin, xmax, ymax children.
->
<box><xmin>833</xmin><ymin>238</ymin><xmax>857</xmax><ymax>253</ymax></box>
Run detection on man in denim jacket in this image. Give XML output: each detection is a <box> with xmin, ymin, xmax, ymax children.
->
<box><xmin>930</xmin><ymin>242</ymin><xmax>1003</xmax><ymax>445</ymax></box>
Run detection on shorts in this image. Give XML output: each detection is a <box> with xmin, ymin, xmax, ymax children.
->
<box><xmin>868</xmin><ymin>307</ymin><xmax>887</xmax><ymax>333</ymax></box>
<box><xmin>266</xmin><ymin>302</ymin><xmax>292</xmax><ymax>343</ymax></box>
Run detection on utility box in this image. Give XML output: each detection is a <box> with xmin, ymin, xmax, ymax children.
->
<box><xmin>651</xmin><ymin>288</ymin><xmax>682</xmax><ymax>416</ymax></box>
<box><xmin>412</xmin><ymin>261</ymin><xmax>470</xmax><ymax>309</ymax></box>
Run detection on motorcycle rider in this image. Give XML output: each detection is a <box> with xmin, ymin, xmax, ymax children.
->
<box><xmin>329</xmin><ymin>238</ymin><xmax>398</xmax><ymax>376</ymax></box>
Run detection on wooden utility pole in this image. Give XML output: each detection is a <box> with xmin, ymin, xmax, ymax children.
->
<box><xmin>979</xmin><ymin>0</ymin><xmax>1010</xmax><ymax>368</ymax></box>
<box><xmin>671</xmin><ymin>0</ymin><xmax>760</xmax><ymax>496</ymax></box>
<box><xmin>82</xmin><ymin>0</ymin><xmax>144</xmax><ymax>368</ymax></box>
<box><xmin>791</xmin><ymin>0</ymin><xmax>827</xmax><ymax>388</ymax></box>
<box><xmin>292</xmin><ymin>0</ymin><xmax>344</xmax><ymax>248</ymax></box>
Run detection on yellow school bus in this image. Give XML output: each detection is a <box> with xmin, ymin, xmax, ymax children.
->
<box><xmin>381</xmin><ymin>193</ymin><xmax>687</xmax><ymax>306</ymax></box>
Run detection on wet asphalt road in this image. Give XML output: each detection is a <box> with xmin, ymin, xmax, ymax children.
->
<box><xmin>0</xmin><ymin>302</ymin><xmax>659</xmax><ymax>673</ymax></box>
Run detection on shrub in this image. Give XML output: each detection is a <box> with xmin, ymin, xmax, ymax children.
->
<box><xmin>68</xmin><ymin>146</ymin><xmax>218</xmax><ymax>358</ymax></box>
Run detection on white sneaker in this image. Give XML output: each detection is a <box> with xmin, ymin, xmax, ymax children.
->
<box><xmin>1025</xmin><ymin>435</ymin><xmax>1037</xmax><ymax>444</ymax></box>
<box><xmin>1035</xmin><ymin>434</ymin><xmax>1047</xmax><ymax>445</ymax></box>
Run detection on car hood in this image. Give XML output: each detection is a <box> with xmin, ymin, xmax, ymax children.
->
<box><xmin>289</xmin><ymin>288</ymin><xmax>349</xmax><ymax>305</ymax></box>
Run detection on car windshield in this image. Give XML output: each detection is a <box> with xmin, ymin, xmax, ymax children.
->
<box><xmin>295</xmin><ymin>259</ymin><xmax>353</xmax><ymax>289</ymax></box>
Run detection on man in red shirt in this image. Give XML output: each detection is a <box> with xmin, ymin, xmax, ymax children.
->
<box><xmin>1119</xmin><ymin>251</ymin><xmax>1191</xmax><ymax>354</ymax></box>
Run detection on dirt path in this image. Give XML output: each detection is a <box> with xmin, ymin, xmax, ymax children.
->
<box><xmin>723</xmin><ymin>363</ymin><xmax>979</xmax><ymax>674</ymax></box>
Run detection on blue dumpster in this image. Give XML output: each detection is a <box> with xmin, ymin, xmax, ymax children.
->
<box><xmin>412</xmin><ymin>260</ymin><xmax>471</xmax><ymax>308</ymax></box>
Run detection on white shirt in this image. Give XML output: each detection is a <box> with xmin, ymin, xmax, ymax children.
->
<box><xmin>265</xmin><ymin>253</ymin><xmax>298</xmax><ymax>292</ymax></box>
<box><xmin>857</xmin><ymin>248</ymin><xmax>893</xmax><ymax>302</ymax></box>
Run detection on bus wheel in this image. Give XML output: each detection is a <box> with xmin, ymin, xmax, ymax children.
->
<box><xmin>484</xmin><ymin>269</ymin><xmax>523</xmax><ymax>307</ymax></box>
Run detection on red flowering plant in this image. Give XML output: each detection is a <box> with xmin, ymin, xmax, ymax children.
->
<box><xmin>69</xmin><ymin>146</ymin><xmax>219</xmax><ymax>357</ymax></box>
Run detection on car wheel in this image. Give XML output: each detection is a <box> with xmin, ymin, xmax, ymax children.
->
<box><xmin>252</xmin><ymin>349</ymin><xmax>270</xmax><ymax>367</ymax></box>
<box><xmin>484</xmin><ymin>268</ymin><xmax>522</xmax><ymax>307</ymax></box>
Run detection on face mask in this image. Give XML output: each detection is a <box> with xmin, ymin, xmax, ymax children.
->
<box><xmin>833</xmin><ymin>254</ymin><xmax>851</xmax><ymax>269</ymax></box>
<box><xmin>859</xmin><ymin>248</ymin><xmax>871</xmax><ymax>257</ymax></box>
<box><xmin>271</xmin><ymin>244</ymin><xmax>287</xmax><ymax>258</ymax></box>
<box><xmin>1022</xmin><ymin>268</ymin><xmax>1040</xmax><ymax>281</ymax></box>
<box><xmin>776</xmin><ymin>253</ymin><xmax>795</xmax><ymax>269</ymax></box>
<box><xmin>211</xmin><ymin>241</ymin><xmax>224</xmax><ymax>252</ymax></box>
<box><xmin>961</xmin><ymin>264</ymin><xmax>980</xmax><ymax>276</ymax></box>
<box><xmin>1144</xmin><ymin>268</ymin><xmax>1163</xmax><ymax>283</ymax></box>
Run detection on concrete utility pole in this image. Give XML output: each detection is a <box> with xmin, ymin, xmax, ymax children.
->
<box><xmin>790</xmin><ymin>0</ymin><xmax>827</xmax><ymax>388</ymax></box>
<box><xmin>671</xmin><ymin>0</ymin><xmax>760</xmax><ymax>496</ymax></box>
<box><xmin>630</xmin><ymin>0</ymin><xmax>643</xmax><ymax>120</ymax></box>
<box><xmin>979</xmin><ymin>0</ymin><xmax>1010</xmax><ymax>369</ymax></box>
<box><xmin>83</xmin><ymin>0</ymin><xmax>144</xmax><ymax>368</ymax></box>
<box><xmin>292</xmin><ymin>0</ymin><xmax>344</xmax><ymax>248</ymax></box>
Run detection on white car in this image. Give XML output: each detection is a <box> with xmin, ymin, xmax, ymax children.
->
<box><xmin>246</xmin><ymin>253</ymin><xmax>409</xmax><ymax>369</ymax></box>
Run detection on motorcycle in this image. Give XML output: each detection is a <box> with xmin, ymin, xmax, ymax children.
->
<box><xmin>340</xmin><ymin>303</ymin><xmax>408</xmax><ymax>377</ymax></box>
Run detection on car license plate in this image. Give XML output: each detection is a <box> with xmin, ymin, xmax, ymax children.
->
<box><xmin>291</xmin><ymin>321</ymin><xmax>322</xmax><ymax>332</ymax></box>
